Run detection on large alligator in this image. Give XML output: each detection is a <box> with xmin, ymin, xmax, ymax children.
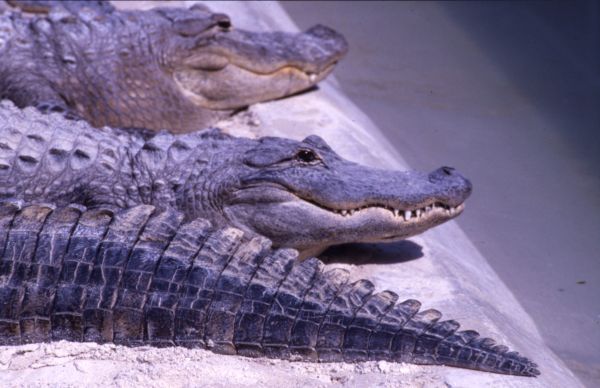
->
<box><xmin>0</xmin><ymin>101</ymin><xmax>471</xmax><ymax>257</ymax></box>
<box><xmin>0</xmin><ymin>0</ymin><xmax>347</xmax><ymax>133</ymax></box>
<box><xmin>0</xmin><ymin>201</ymin><xmax>539</xmax><ymax>376</ymax></box>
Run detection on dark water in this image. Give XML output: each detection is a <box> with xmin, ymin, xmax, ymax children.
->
<box><xmin>283</xmin><ymin>1</ymin><xmax>600</xmax><ymax>386</ymax></box>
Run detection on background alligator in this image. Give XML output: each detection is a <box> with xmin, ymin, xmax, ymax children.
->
<box><xmin>0</xmin><ymin>201</ymin><xmax>539</xmax><ymax>376</ymax></box>
<box><xmin>0</xmin><ymin>0</ymin><xmax>347</xmax><ymax>133</ymax></box>
<box><xmin>0</xmin><ymin>101</ymin><xmax>471</xmax><ymax>257</ymax></box>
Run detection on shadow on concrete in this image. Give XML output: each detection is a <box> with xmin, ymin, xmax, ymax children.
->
<box><xmin>321</xmin><ymin>239</ymin><xmax>423</xmax><ymax>265</ymax></box>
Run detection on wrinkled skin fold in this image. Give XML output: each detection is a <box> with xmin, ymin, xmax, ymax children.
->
<box><xmin>0</xmin><ymin>102</ymin><xmax>470</xmax><ymax>256</ymax></box>
<box><xmin>0</xmin><ymin>202</ymin><xmax>539</xmax><ymax>376</ymax></box>
<box><xmin>0</xmin><ymin>1</ymin><xmax>347</xmax><ymax>132</ymax></box>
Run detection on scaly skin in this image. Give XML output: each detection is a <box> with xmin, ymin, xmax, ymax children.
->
<box><xmin>0</xmin><ymin>201</ymin><xmax>540</xmax><ymax>376</ymax></box>
<box><xmin>0</xmin><ymin>1</ymin><xmax>347</xmax><ymax>133</ymax></box>
<box><xmin>0</xmin><ymin>102</ymin><xmax>471</xmax><ymax>255</ymax></box>
<box><xmin>5</xmin><ymin>0</ymin><xmax>113</xmax><ymax>14</ymax></box>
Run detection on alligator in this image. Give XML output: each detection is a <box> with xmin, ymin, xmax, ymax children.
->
<box><xmin>0</xmin><ymin>0</ymin><xmax>347</xmax><ymax>133</ymax></box>
<box><xmin>0</xmin><ymin>201</ymin><xmax>540</xmax><ymax>376</ymax></box>
<box><xmin>0</xmin><ymin>101</ymin><xmax>471</xmax><ymax>257</ymax></box>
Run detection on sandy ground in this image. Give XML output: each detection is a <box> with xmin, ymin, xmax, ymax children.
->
<box><xmin>0</xmin><ymin>1</ymin><xmax>588</xmax><ymax>387</ymax></box>
<box><xmin>1</xmin><ymin>341</ymin><xmax>449</xmax><ymax>388</ymax></box>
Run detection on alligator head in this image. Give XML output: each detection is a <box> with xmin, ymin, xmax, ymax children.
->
<box><xmin>159</xmin><ymin>5</ymin><xmax>347</xmax><ymax>112</ymax></box>
<box><xmin>207</xmin><ymin>135</ymin><xmax>472</xmax><ymax>257</ymax></box>
<box><xmin>1</xmin><ymin>2</ymin><xmax>347</xmax><ymax>132</ymax></box>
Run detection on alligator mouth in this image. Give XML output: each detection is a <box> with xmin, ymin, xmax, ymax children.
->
<box><xmin>313</xmin><ymin>200</ymin><xmax>465</xmax><ymax>243</ymax></box>
<box><xmin>174</xmin><ymin>61</ymin><xmax>337</xmax><ymax>109</ymax></box>
<box><xmin>232</xmin><ymin>184</ymin><xmax>465</xmax><ymax>225</ymax></box>
<box><xmin>232</xmin><ymin>182</ymin><xmax>465</xmax><ymax>222</ymax></box>
<box><xmin>233</xmin><ymin>61</ymin><xmax>338</xmax><ymax>79</ymax></box>
<box><xmin>183</xmin><ymin>52</ymin><xmax>338</xmax><ymax>80</ymax></box>
<box><xmin>327</xmin><ymin>202</ymin><xmax>465</xmax><ymax>222</ymax></box>
<box><xmin>226</xmin><ymin>184</ymin><xmax>466</xmax><ymax>250</ymax></box>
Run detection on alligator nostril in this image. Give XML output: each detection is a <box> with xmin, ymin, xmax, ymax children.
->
<box><xmin>428</xmin><ymin>166</ymin><xmax>464</xmax><ymax>184</ymax></box>
<box><xmin>442</xmin><ymin>166</ymin><xmax>455</xmax><ymax>175</ymax></box>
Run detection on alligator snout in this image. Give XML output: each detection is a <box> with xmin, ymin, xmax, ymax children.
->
<box><xmin>428</xmin><ymin>166</ymin><xmax>472</xmax><ymax>207</ymax></box>
<box><xmin>305</xmin><ymin>24</ymin><xmax>348</xmax><ymax>52</ymax></box>
<box><xmin>301</xmin><ymin>24</ymin><xmax>349</xmax><ymax>71</ymax></box>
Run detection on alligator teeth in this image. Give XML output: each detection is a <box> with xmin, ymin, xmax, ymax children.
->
<box><xmin>330</xmin><ymin>203</ymin><xmax>461</xmax><ymax>219</ymax></box>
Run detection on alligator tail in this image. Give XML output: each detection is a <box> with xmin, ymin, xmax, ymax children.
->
<box><xmin>252</xmin><ymin>261</ymin><xmax>540</xmax><ymax>377</ymax></box>
<box><xmin>0</xmin><ymin>202</ymin><xmax>539</xmax><ymax>376</ymax></box>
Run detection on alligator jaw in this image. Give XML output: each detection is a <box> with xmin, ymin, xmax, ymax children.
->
<box><xmin>296</xmin><ymin>195</ymin><xmax>467</xmax><ymax>242</ymax></box>
<box><xmin>173</xmin><ymin>24</ymin><xmax>347</xmax><ymax>110</ymax></box>
<box><xmin>173</xmin><ymin>61</ymin><xmax>337</xmax><ymax>110</ymax></box>
<box><xmin>326</xmin><ymin>201</ymin><xmax>464</xmax><ymax>223</ymax></box>
<box><xmin>223</xmin><ymin>187</ymin><xmax>467</xmax><ymax>255</ymax></box>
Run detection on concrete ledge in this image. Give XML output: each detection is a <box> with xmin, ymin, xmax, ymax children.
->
<box><xmin>0</xmin><ymin>1</ymin><xmax>583</xmax><ymax>387</ymax></box>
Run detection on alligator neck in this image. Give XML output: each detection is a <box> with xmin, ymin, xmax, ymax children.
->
<box><xmin>127</xmin><ymin>130</ymin><xmax>248</xmax><ymax>222</ymax></box>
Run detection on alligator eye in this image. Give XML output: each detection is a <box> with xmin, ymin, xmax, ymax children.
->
<box><xmin>296</xmin><ymin>149</ymin><xmax>318</xmax><ymax>163</ymax></box>
<box><xmin>213</xmin><ymin>14</ymin><xmax>231</xmax><ymax>30</ymax></box>
<box><xmin>217</xmin><ymin>19</ymin><xmax>231</xmax><ymax>30</ymax></box>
